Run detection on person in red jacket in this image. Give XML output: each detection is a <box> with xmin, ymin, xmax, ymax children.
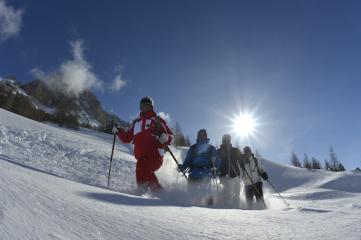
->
<box><xmin>112</xmin><ymin>97</ymin><xmax>173</xmax><ymax>193</ymax></box>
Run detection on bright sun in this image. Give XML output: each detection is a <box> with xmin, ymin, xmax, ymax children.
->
<box><xmin>232</xmin><ymin>112</ymin><xmax>257</xmax><ymax>138</ymax></box>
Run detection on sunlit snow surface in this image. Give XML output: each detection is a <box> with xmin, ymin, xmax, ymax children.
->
<box><xmin>1</xmin><ymin>108</ymin><xmax>361</xmax><ymax>240</ymax></box>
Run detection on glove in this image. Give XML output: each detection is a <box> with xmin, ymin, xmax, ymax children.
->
<box><xmin>158</xmin><ymin>133</ymin><xmax>169</xmax><ymax>144</ymax></box>
<box><xmin>261</xmin><ymin>171</ymin><xmax>268</xmax><ymax>180</ymax></box>
<box><xmin>112</xmin><ymin>125</ymin><xmax>120</xmax><ymax>134</ymax></box>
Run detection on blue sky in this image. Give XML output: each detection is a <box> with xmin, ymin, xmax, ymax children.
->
<box><xmin>1</xmin><ymin>0</ymin><xmax>361</xmax><ymax>169</ymax></box>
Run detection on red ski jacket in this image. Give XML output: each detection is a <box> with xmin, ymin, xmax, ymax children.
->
<box><xmin>117</xmin><ymin>111</ymin><xmax>173</xmax><ymax>159</ymax></box>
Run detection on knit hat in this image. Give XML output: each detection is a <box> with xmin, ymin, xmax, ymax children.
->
<box><xmin>243</xmin><ymin>146</ymin><xmax>252</xmax><ymax>154</ymax></box>
<box><xmin>222</xmin><ymin>134</ymin><xmax>231</xmax><ymax>144</ymax></box>
<box><xmin>197</xmin><ymin>129</ymin><xmax>207</xmax><ymax>139</ymax></box>
<box><xmin>140</xmin><ymin>97</ymin><xmax>154</xmax><ymax>108</ymax></box>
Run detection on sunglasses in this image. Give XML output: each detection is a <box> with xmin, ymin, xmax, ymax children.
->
<box><xmin>140</xmin><ymin>103</ymin><xmax>152</xmax><ymax>108</ymax></box>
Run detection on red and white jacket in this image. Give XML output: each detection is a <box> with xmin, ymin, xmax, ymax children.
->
<box><xmin>117</xmin><ymin>111</ymin><xmax>173</xmax><ymax>159</ymax></box>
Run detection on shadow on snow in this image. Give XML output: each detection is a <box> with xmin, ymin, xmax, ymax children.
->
<box><xmin>77</xmin><ymin>191</ymin><xmax>194</xmax><ymax>208</ymax></box>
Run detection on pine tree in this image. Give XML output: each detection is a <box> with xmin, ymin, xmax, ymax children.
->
<box><xmin>104</xmin><ymin>119</ymin><xmax>115</xmax><ymax>134</ymax></box>
<box><xmin>172</xmin><ymin>121</ymin><xmax>181</xmax><ymax>146</ymax></box>
<box><xmin>329</xmin><ymin>146</ymin><xmax>338</xmax><ymax>171</ymax></box>
<box><xmin>52</xmin><ymin>110</ymin><xmax>79</xmax><ymax>130</ymax></box>
<box><xmin>311</xmin><ymin>157</ymin><xmax>321</xmax><ymax>169</ymax></box>
<box><xmin>328</xmin><ymin>147</ymin><xmax>346</xmax><ymax>172</ymax></box>
<box><xmin>185</xmin><ymin>137</ymin><xmax>191</xmax><ymax>147</ymax></box>
<box><xmin>172</xmin><ymin>121</ymin><xmax>190</xmax><ymax>147</ymax></box>
<box><xmin>324</xmin><ymin>159</ymin><xmax>330</xmax><ymax>171</ymax></box>
<box><xmin>338</xmin><ymin>163</ymin><xmax>345</xmax><ymax>171</ymax></box>
<box><xmin>291</xmin><ymin>152</ymin><xmax>302</xmax><ymax>167</ymax></box>
<box><xmin>303</xmin><ymin>153</ymin><xmax>312</xmax><ymax>170</ymax></box>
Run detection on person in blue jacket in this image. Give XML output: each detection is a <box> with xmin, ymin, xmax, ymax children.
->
<box><xmin>179</xmin><ymin>129</ymin><xmax>221</xmax><ymax>184</ymax></box>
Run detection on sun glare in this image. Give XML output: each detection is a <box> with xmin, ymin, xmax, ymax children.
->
<box><xmin>232</xmin><ymin>112</ymin><xmax>257</xmax><ymax>138</ymax></box>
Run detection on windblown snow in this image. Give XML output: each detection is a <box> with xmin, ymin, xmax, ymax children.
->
<box><xmin>0</xmin><ymin>108</ymin><xmax>361</xmax><ymax>239</ymax></box>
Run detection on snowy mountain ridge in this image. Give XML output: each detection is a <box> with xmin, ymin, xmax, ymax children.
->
<box><xmin>0</xmin><ymin>78</ymin><xmax>128</xmax><ymax>130</ymax></box>
<box><xmin>0</xmin><ymin>78</ymin><xmax>49</xmax><ymax>110</ymax></box>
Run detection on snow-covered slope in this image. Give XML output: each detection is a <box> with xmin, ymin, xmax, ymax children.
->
<box><xmin>1</xmin><ymin>108</ymin><xmax>361</xmax><ymax>239</ymax></box>
<box><xmin>0</xmin><ymin>108</ymin><xmax>136</xmax><ymax>191</ymax></box>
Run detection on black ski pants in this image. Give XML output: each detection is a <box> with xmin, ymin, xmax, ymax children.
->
<box><xmin>245</xmin><ymin>181</ymin><xmax>264</xmax><ymax>204</ymax></box>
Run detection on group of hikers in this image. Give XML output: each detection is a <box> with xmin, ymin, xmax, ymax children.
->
<box><xmin>112</xmin><ymin>96</ymin><xmax>269</xmax><ymax>208</ymax></box>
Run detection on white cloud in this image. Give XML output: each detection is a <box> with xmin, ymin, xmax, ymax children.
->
<box><xmin>110</xmin><ymin>66</ymin><xmax>126</xmax><ymax>92</ymax></box>
<box><xmin>0</xmin><ymin>1</ymin><xmax>23</xmax><ymax>42</ymax></box>
<box><xmin>31</xmin><ymin>39</ymin><xmax>128</xmax><ymax>96</ymax></box>
<box><xmin>158</xmin><ymin>112</ymin><xmax>171</xmax><ymax>124</ymax></box>
<box><xmin>31</xmin><ymin>40</ymin><xmax>103</xmax><ymax>96</ymax></box>
<box><xmin>31</xmin><ymin>67</ymin><xmax>46</xmax><ymax>80</ymax></box>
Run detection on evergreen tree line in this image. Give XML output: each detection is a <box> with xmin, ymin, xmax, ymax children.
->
<box><xmin>291</xmin><ymin>147</ymin><xmax>345</xmax><ymax>171</ymax></box>
<box><xmin>172</xmin><ymin>121</ymin><xmax>191</xmax><ymax>147</ymax></box>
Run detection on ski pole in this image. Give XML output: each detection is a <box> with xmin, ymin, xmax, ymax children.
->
<box><xmin>236</xmin><ymin>158</ymin><xmax>262</xmax><ymax>197</ymax></box>
<box><xmin>153</xmin><ymin>116</ymin><xmax>189</xmax><ymax>182</ymax></box>
<box><xmin>266</xmin><ymin>179</ymin><xmax>290</xmax><ymax>207</ymax></box>
<box><xmin>165</xmin><ymin>145</ymin><xmax>189</xmax><ymax>182</ymax></box>
<box><xmin>235</xmin><ymin>160</ymin><xmax>257</xmax><ymax>192</ymax></box>
<box><xmin>242</xmin><ymin>167</ymin><xmax>261</xmax><ymax>196</ymax></box>
<box><xmin>210</xmin><ymin>157</ymin><xmax>219</xmax><ymax>191</ymax></box>
<box><xmin>107</xmin><ymin>133</ymin><xmax>116</xmax><ymax>188</ymax></box>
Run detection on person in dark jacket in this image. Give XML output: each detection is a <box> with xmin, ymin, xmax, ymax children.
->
<box><xmin>217</xmin><ymin>134</ymin><xmax>242</xmax><ymax>206</ymax></box>
<box><xmin>240</xmin><ymin>146</ymin><xmax>268</xmax><ymax>209</ymax></box>
<box><xmin>178</xmin><ymin>129</ymin><xmax>220</xmax><ymax>205</ymax></box>
<box><xmin>179</xmin><ymin>129</ymin><xmax>220</xmax><ymax>182</ymax></box>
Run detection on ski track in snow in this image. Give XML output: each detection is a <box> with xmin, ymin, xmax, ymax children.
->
<box><xmin>1</xmin><ymin>108</ymin><xmax>361</xmax><ymax>240</ymax></box>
